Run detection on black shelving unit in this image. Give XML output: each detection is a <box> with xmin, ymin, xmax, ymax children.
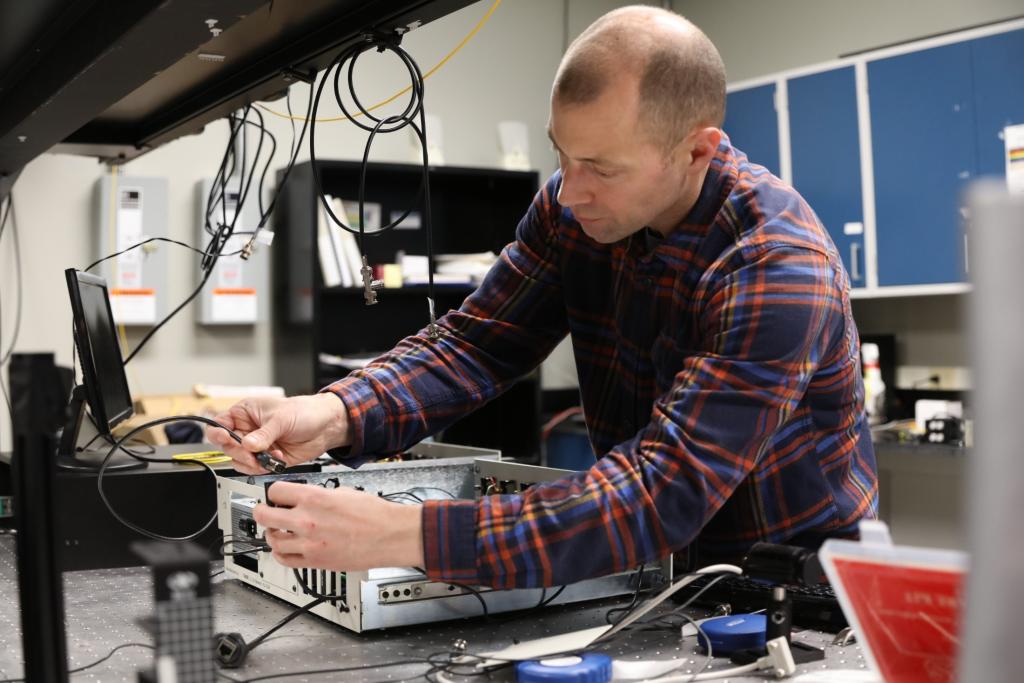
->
<box><xmin>272</xmin><ymin>160</ymin><xmax>543</xmax><ymax>461</ymax></box>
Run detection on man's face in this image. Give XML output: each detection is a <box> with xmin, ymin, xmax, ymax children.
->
<box><xmin>548</xmin><ymin>80</ymin><xmax>695</xmax><ymax>243</ymax></box>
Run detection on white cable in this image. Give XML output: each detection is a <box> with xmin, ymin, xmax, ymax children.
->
<box><xmin>601</xmin><ymin>563</ymin><xmax>743</xmax><ymax>640</ymax></box>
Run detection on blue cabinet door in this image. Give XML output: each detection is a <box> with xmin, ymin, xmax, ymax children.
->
<box><xmin>970</xmin><ymin>29</ymin><xmax>1024</xmax><ymax>179</ymax></box>
<box><xmin>724</xmin><ymin>84</ymin><xmax>780</xmax><ymax>177</ymax></box>
<box><xmin>789</xmin><ymin>66</ymin><xmax>865</xmax><ymax>287</ymax></box>
<box><xmin>869</xmin><ymin>43</ymin><xmax>976</xmax><ymax>286</ymax></box>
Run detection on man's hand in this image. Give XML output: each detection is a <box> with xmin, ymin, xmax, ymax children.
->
<box><xmin>206</xmin><ymin>393</ymin><xmax>351</xmax><ymax>474</ymax></box>
<box><xmin>255</xmin><ymin>481</ymin><xmax>425</xmax><ymax>571</ymax></box>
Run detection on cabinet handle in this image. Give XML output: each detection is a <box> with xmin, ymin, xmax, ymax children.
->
<box><xmin>850</xmin><ymin>243</ymin><xmax>862</xmax><ymax>282</ymax></box>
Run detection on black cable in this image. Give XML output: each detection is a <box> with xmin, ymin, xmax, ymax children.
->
<box><xmin>69</xmin><ymin>642</ymin><xmax>155</xmax><ymax>675</ymax></box>
<box><xmin>84</xmin><ymin>237</ymin><xmax>208</xmax><ymax>273</ymax></box>
<box><xmin>0</xmin><ymin>194</ymin><xmax>10</xmax><ymax>241</ymax></box>
<box><xmin>216</xmin><ymin>658</ymin><xmax>433</xmax><ymax>683</ymax></box>
<box><xmin>124</xmin><ymin>105</ymin><xmax>269</xmax><ymax>364</ymax></box>
<box><xmin>0</xmin><ymin>642</ymin><xmax>155</xmax><ymax>682</ymax></box>
<box><xmin>243</xmin><ymin>81</ymin><xmax>313</xmax><ymax>252</ymax></box>
<box><xmin>78</xmin><ymin>413</ymin><xmax>158</xmax><ymax>457</ymax></box>
<box><xmin>408</xmin><ymin>486</ymin><xmax>457</xmax><ymax>498</ymax></box>
<box><xmin>243</xmin><ymin>109</ymin><xmax>277</xmax><ymax>220</ymax></box>
<box><xmin>444</xmin><ymin>581</ymin><xmax>489</xmax><ymax>619</ymax></box>
<box><xmin>120</xmin><ymin>262</ymin><xmax>215</xmax><ymax>364</ymax></box>
<box><xmin>96</xmin><ymin>414</ymin><xmax>246</xmax><ymax>542</ymax></box>
<box><xmin>204</xmin><ymin>111</ymin><xmax>244</xmax><ymax>237</ymax></box>
<box><xmin>76</xmin><ymin>431</ymin><xmax>107</xmax><ymax>452</ymax></box>
<box><xmin>0</xmin><ymin>196</ymin><xmax>22</xmax><ymax>367</ymax></box>
<box><xmin>221</xmin><ymin>538</ymin><xmax>272</xmax><ymax>557</ymax></box>
<box><xmin>285</xmin><ymin>89</ymin><xmax>298</xmax><ymax>160</ymax></box>
<box><xmin>381</xmin><ymin>491</ymin><xmax>424</xmax><ymax>503</ymax></box>
<box><xmin>247</xmin><ymin>596</ymin><xmax>327</xmax><ymax>651</ymax></box>
<box><xmin>86</xmin><ymin>90</ymin><xmax>298</xmax><ymax>367</ymax></box>
<box><xmin>605</xmin><ymin>565</ymin><xmax>646</xmax><ymax>624</ymax></box>
<box><xmin>0</xmin><ymin>195</ymin><xmax>18</xmax><ymax>454</ymax></box>
<box><xmin>291</xmin><ymin>568</ymin><xmax>349</xmax><ymax>610</ymax></box>
<box><xmin>308</xmin><ymin>34</ymin><xmax>440</xmax><ymax>334</ymax></box>
<box><xmin>536</xmin><ymin>584</ymin><xmax>565</xmax><ymax>609</ymax></box>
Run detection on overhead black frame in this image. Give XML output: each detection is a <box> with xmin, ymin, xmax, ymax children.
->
<box><xmin>0</xmin><ymin>0</ymin><xmax>475</xmax><ymax>183</ymax></box>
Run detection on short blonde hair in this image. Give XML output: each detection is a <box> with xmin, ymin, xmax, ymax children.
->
<box><xmin>553</xmin><ymin>6</ymin><xmax>726</xmax><ymax>149</ymax></box>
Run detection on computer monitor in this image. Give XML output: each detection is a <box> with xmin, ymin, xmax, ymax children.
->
<box><xmin>58</xmin><ymin>268</ymin><xmax>145</xmax><ymax>471</ymax></box>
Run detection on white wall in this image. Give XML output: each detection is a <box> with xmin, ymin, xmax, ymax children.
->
<box><xmin>672</xmin><ymin>0</ymin><xmax>1023</xmax><ymax>82</ymax></box>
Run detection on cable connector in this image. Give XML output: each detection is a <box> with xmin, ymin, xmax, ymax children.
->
<box><xmin>427</xmin><ymin>297</ymin><xmax>441</xmax><ymax>339</ymax></box>
<box><xmin>214</xmin><ymin>632</ymin><xmax>249</xmax><ymax>668</ymax></box>
<box><xmin>764</xmin><ymin>636</ymin><xmax>797</xmax><ymax>678</ymax></box>
<box><xmin>281</xmin><ymin>67</ymin><xmax>315</xmax><ymax>85</ymax></box>
<box><xmin>361</xmin><ymin>256</ymin><xmax>384</xmax><ymax>305</ymax></box>
<box><xmin>363</xmin><ymin>29</ymin><xmax>404</xmax><ymax>51</ymax></box>
<box><xmin>255</xmin><ymin>451</ymin><xmax>287</xmax><ymax>474</ymax></box>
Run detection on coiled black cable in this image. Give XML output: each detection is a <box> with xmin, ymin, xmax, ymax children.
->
<box><xmin>308</xmin><ymin>32</ymin><xmax>440</xmax><ymax>337</ymax></box>
<box><xmin>96</xmin><ymin>414</ymin><xmax>247</xmax><ymax>542</ymax></box>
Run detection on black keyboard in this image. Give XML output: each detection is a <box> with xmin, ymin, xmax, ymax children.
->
<box><xmin>671</xmin><ymin>574</ymin><xmax>847</xmax><ymax>633</ymax></box>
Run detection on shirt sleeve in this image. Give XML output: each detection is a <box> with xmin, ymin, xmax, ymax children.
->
<box><xmin>422</xmin><ymin>240</ymin><xmax>844</xmax><ymax>588</ymax></box>
<box><xmin>323</xmin><ymin>176</ymin><xmax>569</xmax><ymax>458</ymax></box>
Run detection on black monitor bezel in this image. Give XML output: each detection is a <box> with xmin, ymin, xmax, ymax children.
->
<box><xmin>65</xmin><ymin>268</ymin><xmax>134</xmax><ymax>432</ymax></box>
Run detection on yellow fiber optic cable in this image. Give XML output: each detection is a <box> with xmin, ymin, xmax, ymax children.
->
<box><xmin>257</xmin><ymin>0</ymin><xmax>501</xmax><ymax>123</ymax></box>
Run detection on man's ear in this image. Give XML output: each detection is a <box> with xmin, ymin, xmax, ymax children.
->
<box><xmin>688</xmin><ymin>127</ymin><xmax>722</xmax><ymax>169</ymax></box>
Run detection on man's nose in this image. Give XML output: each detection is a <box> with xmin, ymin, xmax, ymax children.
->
<box><xmin>557</xmin><ymin>164</ymin><xmax>589</xmax><ymax>207</ymax></box>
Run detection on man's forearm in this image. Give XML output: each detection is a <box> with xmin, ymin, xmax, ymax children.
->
<box><xmin>391</xmin><ymin>503</ymin><xmax>426</xmax><ymax>568</ymax></box>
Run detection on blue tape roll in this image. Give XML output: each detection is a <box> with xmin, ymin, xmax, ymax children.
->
<box><xmin>516</xmin><ymin>653</ymin><xmax>613</xmax><ymax>683</ymax></box>
<box><xmin>697</xmin><ymin>613</ymin><xmax>767</xmax><ymax>654</ymax></box>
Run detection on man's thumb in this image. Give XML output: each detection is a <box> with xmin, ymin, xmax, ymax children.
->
<box><xmin>242</xmin><ymin>424</ymin><xmax>277</xmax><ymax>452</ymax></box>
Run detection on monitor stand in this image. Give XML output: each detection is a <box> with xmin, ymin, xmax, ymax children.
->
<box><xmin>56</xmin><ymin>385</ymin><xmax>146</xmax><ymax>472</ymax></box>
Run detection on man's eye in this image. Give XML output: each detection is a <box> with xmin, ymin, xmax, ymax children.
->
<box><xmin>594</xmin><ymin>168</ymin><xmax>614</xmax><ymax>178</ymax></box>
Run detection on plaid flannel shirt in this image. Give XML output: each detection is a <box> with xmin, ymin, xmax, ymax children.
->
<box><xmin>326</xmin><ymin>137</ymin><xmax>878</xmax><ymax>588</ymax></box>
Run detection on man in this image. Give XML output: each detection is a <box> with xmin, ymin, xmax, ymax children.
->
<box><xmin>209</xmin><ymin>6</ymin><xmax>877</xmax><ymax>588</ymax></box>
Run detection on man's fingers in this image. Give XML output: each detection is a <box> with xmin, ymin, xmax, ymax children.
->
<box><xmin>205</xmin><ymin>414</ymin><xmax>235</xmax><ymax>446</ymax></box>
<box><xmin>253</xmin><ymin>502</ymin><xmax>297</xmax><ymax>530</ymax></box>
<box><xmin>270</xmin><ymin>550</ymin><xmax>305</xmax><ymax>568</ymax></box>
<box><xmin>226</xmin><ymin>449</ymin><xmax>265</xmax><ymax>475</ymax></box>
<box><xmin>265</xmin><ymin>529</ymin><xmax>305</xmax><ymax>555</ymax></box>
<box><xmin>263</xmin><ymin>481</ymin><xmax>309</xmax><ymax>508</ymax></box>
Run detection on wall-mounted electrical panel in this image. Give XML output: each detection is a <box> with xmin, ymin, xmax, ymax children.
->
<box><xmin>94</xmin><ymin>174</ymin><xmax>169</xmax><ymax>325</ymax></box>
<box><xmin>195</xmin><ymin>178</ymin><xmax>267</xmax><ymax>325</ymax></box>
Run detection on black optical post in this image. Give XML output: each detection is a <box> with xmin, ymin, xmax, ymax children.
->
<box><xmin>11</xmin><ymin>353</ymin><xmax>70</xmax><ymax>682</ymax></box>
<box><xmin>60</xmin><ymin>268</ymin><xmax>145</xmax><ymax>471</ymax></box>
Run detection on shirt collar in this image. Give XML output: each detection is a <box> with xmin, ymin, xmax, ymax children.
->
<box><xmin>637</xmin><ymin>134</ymin><xmax>739</xmax><ymax>262</ymax></box>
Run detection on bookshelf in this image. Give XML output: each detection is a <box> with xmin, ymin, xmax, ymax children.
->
<box><xmin>271</xmin><ymin>160</ymin><xmax>543</xmax><ymax>461</ymax></box>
